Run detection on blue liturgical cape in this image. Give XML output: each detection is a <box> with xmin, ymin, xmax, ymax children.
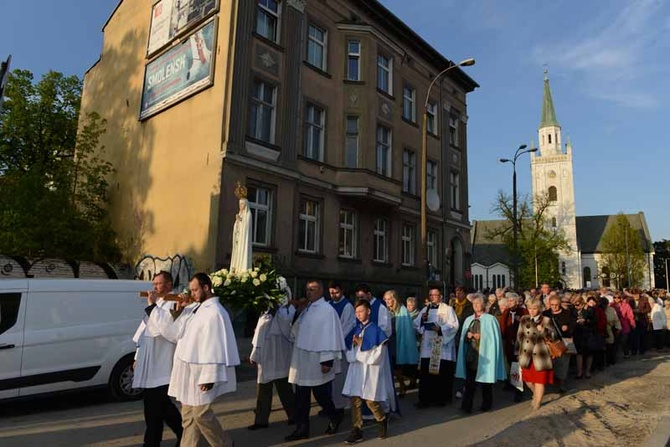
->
<box><xmin>351</xmin><ymin>321</ymin><xmax>388</xmax><ymax>351</ymax></box>
<box><xmin>455</xmin><ymin>313</ymin><xmax>507</xmax><ymax>384</ymax></box>
<box><xmin>395</xmin><ymin>305</ymin><xmax>419</xmax><ymax>365</ymax></box>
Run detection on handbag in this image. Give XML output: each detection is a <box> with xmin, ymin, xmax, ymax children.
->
<box><xmin>510</xmin><ymin>361</ymin><xmax>523</xmax><ymax>391</ymax></box>
<box><xmin>563</xmin><ymin>337</ymin><xmax>577</xmax><ymax>355</ymax></box>
<box><xmin>547</xmin><ymin>317</ymin><xmax>568</xmax><ymax>359</ymax></box>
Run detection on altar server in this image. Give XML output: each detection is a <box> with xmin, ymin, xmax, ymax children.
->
<box><xmin>328</xmin><ymin>281</ymin><xmax>356</xmax><ymax>410</ymax></box>
<box><xmin>147</xmin><ymin>273</ymin><xmax>240</xmax><ymax>447</ymax></box>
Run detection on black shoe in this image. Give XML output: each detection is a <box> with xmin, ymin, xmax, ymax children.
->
<box><xmin>247</xmin><ymin>423</ymin><xmax>269</xmax><ymax>431</ymax></box>
<box><xmin>344</xmin><ymin>428</ymin><xmax>364</xmax><ymax>444</ymax></box>
<box><xmin>285</xmin><ymin>427</ymin><xmax>309</xmax><ymax>441</ymax></box>
<box><xmin>513</xmin><ymin>393</ymin><xmax>523</xmax><ymax>403</ymax></box>
<box><xmin>377</xmin><ymin>417</ymin><xmax>388</xmax><ymax>439</ymax></box>
<box><xmin>325</xmin><ymin>411</ymin><xmax>344</xmax><ymax>435</ymax></box>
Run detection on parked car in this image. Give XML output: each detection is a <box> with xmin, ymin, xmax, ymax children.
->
<box><xmin>0</xmin><ymin>278</ymin><xmax>150</xmax><ymax>401</ymax></box>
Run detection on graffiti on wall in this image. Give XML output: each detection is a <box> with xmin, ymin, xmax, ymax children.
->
<box><xmin>0</xmin><ymin>255</ymin><xmax>124</xmax><ymax>279</ymax></box>
<box><xmin>134</xmin><ymin>254</ymin><xmax>192</xmax><ymax>290</ymax></box>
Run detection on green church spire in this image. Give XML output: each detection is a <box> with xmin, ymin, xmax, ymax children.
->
<box><xmin>540</xmin><ymin>69</ymin><xmax>560</xmax><ymax>128</ymax></box>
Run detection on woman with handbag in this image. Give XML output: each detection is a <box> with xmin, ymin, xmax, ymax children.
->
<box><xmin>543</xmin><ymin>295</ymin><xmax>575</xmax><ymax>393</ymax></box>
<box><xmin>516</xmin><ymin>298</ymin><xmax>557</xmax><ymax>410</ymax></box>
<box><xmin>586</xmin><ymin>296</ymin><xmax>608</xmax><ymax>372</ymax></box>
<box><xmin>572</xmin><ymin>295</ymin><xmax>595</xmax><ymax>379</ymax></box>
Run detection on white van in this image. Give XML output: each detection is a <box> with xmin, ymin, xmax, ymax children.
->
<box><xmin>0</xmin><ymin>278</ymin><xmax>151</xmax><ymax>401</ymax></box>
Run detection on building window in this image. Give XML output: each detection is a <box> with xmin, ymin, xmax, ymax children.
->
<box><xmin>402</xmin><ymin>149</ymin><xmax>416</xmax><ymax>194</ymax></box>
<box><xmin>307</xmin><ymin>24</ymin><xmax>327</xmax><ymax>70</ymax></box>
<box><xmin>474</xmin><ymin>274</ymin><xmax>483</xmax><ymax>291</ymax></box>
<box><xmin>376</xmin><ymin>125</ymin><xmax>392</xmax><ymax>177</ymax></box>
<box><xmin>298</xmin><ymin>199</ymin><xmax>320</xmax><ymax>253</ymax></box>
<box><xmin>426</xmin><ymin>101</ymin><xmax>437</xmax><ymax>134</ymax></box>
<box><xmin>548</xmin><ymin>133</ymin><xmax>552</xmax><ymax>144</ymax></box>
<box><xmin>427</xmin><ymin>230</ymin><xmax>438</xmax><ymax>268</ymax></box>
<box><xmin>402</xmin><ymin>85</ymin><xmax>416</xmax><ymax>122</ymax></box>
<box><xmin>256</xmin><ymin>0</ymin><xmax>280</xmax><ymax>42</ymax></box>
<box><xmin>345</xmin><ymin>116</ymin><xmax>359</xmax><ymax>168</ymax></box>
<box><xmin>602</xmin><ymin>266</ymin><xmax>611</xmax><ymax>287</ymax></box>
<box><xmin>249</xmin><ymin>79</ymin><xmax>276</xmax><ymax>144</ymax></box>
<box><xmin>304</xmin><ymin>103</ymin><xmax>325</xmax><ymax>161</ymax></box>
<box><xmin>492</xmin><ymin>274</ymin><xmax>506</xmax><ymax>289</ymax></box>
<box><xmin>449</xmin><ymin>115</ymin><xmax>459</xmax><ymax>147</ymax></box>
<box><xmin>548</xmin><ymin>186</ymin><xmax>557</xmax><ymax>202</ymax></box>
<box><xmin>583</xmin><ymin>266</ymin><xmax>591</xmax><ymax>288</ymax></box>
<box><xmin>373</xmin><ymin>218</ymin><xmax>388</xmax><ymax>263</ymax></box>
<box><xmin>248</xmin><ymin>186</ymin><xmax>273</xmax><ymax>247</ymax></box>
<box><xmin>427</xmin><ymin>160</ymin><xmax>437</xmax><ymax>190</ymax></box>
<box><xmin>346</xmin><ymin>40</ymin><xmax>360</xmax><ymax>81</ymax></box>
<box><xmin>338</xmin><ymin>209</ymin><xmax>357</xmax><ymax>258</ymax></box>
<box><xmin>377</xmin><ymin>53</ymin><xmax>392</xmax><ymax>94</ymax></box>
<box><xmin>551</xmin><ymin>217</ymin><xmax>557</xmax><ymax>228</ymax></box>
<box><xmin>561</xmin><ymin>261</ymin><xmax>566</xmax><ymax>275</ymax></box>
<box><xmin>401</xmin><ymin>224</ymin><xmax>415</xmax><ymax>266</ymax></box>
<box><xmin>450</xmin><ymin>171</ymin><xmax>460</xmax><ymax>211</ymax></box>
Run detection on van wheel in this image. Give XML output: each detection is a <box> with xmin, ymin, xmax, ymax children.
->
<box><xmin>109</xmin><ymin>355</ymin><xmax>143</xmax><ymax>401</ymax></box>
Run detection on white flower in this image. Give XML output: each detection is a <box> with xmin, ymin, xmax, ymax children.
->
<box><xmin>223</xmin><ymin>279</ymin><xmax>231</xmax><ymax>286</ymax></box>
<box><xmin>211</xmin><ymin>276</ymin><xmax>223</xmax><ymax>287</ymax></box>
<box><xmin>254</xmin><ymin>267</ymin><xmax>260</xmax><ymax>272</ymax></box>
<box><xmin>231</xmin><ymin>290</ymin><xmax>237</xmax><ymax>295</ymax></box>
<box><xmin>221</xmin><ymin>269</ymin><xmax>229</xmax><ymax>276</ymax></box>
<box><xmin>253</xmin><ymin>278</ymin><xmax>261</xmax><ymax>287</ymax></box>
<box><xmin>250</xmin><ymin>271</ymin><xmax>258</xmax><ymax>278</ymax></box>
<box><xmin>241</xmin><ymin>276</ymin><xmax>248</xmax><ymax>283</ymax></box>
<box><xmin>259</xmin><ymin>273</ymin><xmax>267</xmax><ymax>283</ymax></box>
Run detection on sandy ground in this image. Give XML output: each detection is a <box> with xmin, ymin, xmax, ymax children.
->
<box><xmin>474</xmin><ymin>353</ymin><xmax>670</xmax><ymax>447</ymax></box>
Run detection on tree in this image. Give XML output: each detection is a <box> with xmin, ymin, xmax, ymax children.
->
<box><xmin>599</xmin><ymin>214</ymin><xmax>646</xmax><ymax>288</ymax></box>
<box><xmin>490</xmin><ymin>191</ymin><xmax>570</xmax><ymax>289</ymax></box>
<box><xmin>653</xmin><ymin>239</ymin><xmax>670</xmax><ymax>289</ymax></box>
<box><xmin>0</xmin><ymin>69</ymin><xmax>120</xmax><ymax>261</ymax></box>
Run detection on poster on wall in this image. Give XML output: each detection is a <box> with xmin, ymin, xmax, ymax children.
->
<box><xmin>147</xmin><ymin>0</ymin><xmax>219</xmax><ymax>56</ymax></box>
<box><xmin>140</xmin><ymin>18</ymin><xmax>217</xmax><ymax>120</ymax></box>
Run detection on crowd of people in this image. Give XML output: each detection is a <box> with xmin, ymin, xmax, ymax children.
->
<box><xmin>131</xmin><ymin>272</ymin><xmax>670</xmax><ymax>447</ymax></box>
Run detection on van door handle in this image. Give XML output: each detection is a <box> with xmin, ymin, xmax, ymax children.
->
<box><xmin>0</xmin><ymin>344</ymin><xmax>16</xmax><ymax>350</ymax></box>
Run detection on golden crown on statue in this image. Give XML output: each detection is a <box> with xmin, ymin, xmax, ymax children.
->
<box><xmin>234</xmin><ymin>181</ymin><xmax>248</xmax><ymax>199</ymax></box>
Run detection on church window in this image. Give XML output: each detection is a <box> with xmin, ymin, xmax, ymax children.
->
<box><xmin>602</xmin><ymin>266</ymin><xmax>611</xmax><ymax>287</ymax></box>
<box><xmin>583</xmin><ymin>267</ymin><xmax>591</xmax><ymax>288</ymax></box>
<box><xmin>548</xmin><ymin>134</ymin><xmax>552</xmax><ymax>144</ymax></box>
<box><xmin>548</xmin><ymin>186</ymin><xmax>557</xmax><ymax>202</ymax></box>
<box><xmin>561</xmin><ymin>261</ymin><xmax>566</xmax><ymax>276</ymax></box>
<box><xmin>551</xmin><ymin>217</ymin><xmax>557</xmax><ymax>228</ymax></box>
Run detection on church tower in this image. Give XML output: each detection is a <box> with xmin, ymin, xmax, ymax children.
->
<box><xmin>530</xmin><ymin>70</ymin><xmax>581</xmax><ymax>289</ymax></box>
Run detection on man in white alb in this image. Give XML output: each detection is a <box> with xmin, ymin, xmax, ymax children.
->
<box><xmin>147</xmin><ymin>273</ymin><xmax>240</xmax><ymax>447</ymax></box>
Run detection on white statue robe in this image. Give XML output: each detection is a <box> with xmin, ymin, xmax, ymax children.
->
<box><xmin>288</xmin><ymin>297</ymin><xmax>346</xmax><ymax>387</ymax></box>
<box><xmin>250</xmin><ymin>305</ymin><xmax>295</xmax><ymax>384</ymax></box>
<box><xmin>414</xmin><ymin>303</ymin><xmax>459</xmax><ymax>361</ymax></box>
<box><xmin>342</xmin><ymin>338</ymin><xmax>395</xmax><ymax>410</ymax></box>
<box><xmin>132</xmin><ymin>298</ymin><xmax>177</xmax><ymax>389</ymax></box>
<box><xmin>147</xmin><ymin>297</ymin><xmax>240</xmax><ymax>406</ymax></box>
<box><xmin>230</xmin><ymin>204</ymin><xmax>252</xmax><ymax>273</ymax></box>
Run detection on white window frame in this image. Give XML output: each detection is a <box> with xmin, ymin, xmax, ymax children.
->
<box><xmin>307</xmin><ymin>24</ymin><xmax>327</xmax><ymax>71</ymax></box>
<box><xmin>377</xmin><ymin>53</ymin><xmax>393</xmax><ymax>95</ymax></box>
<box><xmin>298</xmin><ymin>199</ymin><xmax>320</xmax><ymax>253</ymax></box>
<box><xmin>426</xmin><ymin>101</ymin><xmax>437</xmax><ymax>134</ymax></box>
<box><xmin>345</xmin><ymin>116</ymin><xmax>359</xmax><ymax>168</ymax></box>
<box><xmin>402</xmin><ymin>149</ymin><xmax>416</xmax><ymax>194</ymax></box>
<box><xmin>248</xmin><ymin>186</ymin><xmax>273</xmax><ymax>247</ymax></box>
<box><xmin>250</xmin><ymin>79</ymin><xmax>277</xmax><ymax>144</ymax></box>
<box><xmin>402</xmin><ymin>85</ymin><xmax>416</xmax><ymax>122</ymax></box>
<box><xmin>449</xmin><ymin>115</ymin><xmax>459</xmax><ymax>147</ymax></box>
<box><xmin>427</xmin><ymin>229</ymin><xmax>437</xmax><ymax>268</ymax></box>
<box><xmin>427</xmin><ymin>160</ymin><xmax>437</xmax><ymax>191</ymax></box>
<box><xmin>373</xmin><ymin>218</ymin><xmax>388</xmax><ymax>263</ymax></box>
<box><xmin>347</xmin><ymin>40</ymin><xmax>361</xmax><ymax>81</ymax></box>
<box><xmin>401</xmin><ymin>224</ymin><xmax>415</xmax><ymax>267</ymax></box>
<box><xmin>304</xmin><ymin>103</ymin><xmax>325</xmax><ymax>161</ymax></box>
<box><xmin>376</xmin><ymin>125</ymin><xmax>392</xmax><ymax>177</ymax></box>
<box><xmin>450</xmin><ymin>171</ymin><xmax>461</xmax><ymax>211</ymax></box>
<box><xmin>256</xmin><ymin>0</ymin><xmax>280</xmax><ymax>43</ymax></box>
<box><xmin>338</xmin><ymin>209</ymin><xmax>357</xmax><ymax>258</ymax></box>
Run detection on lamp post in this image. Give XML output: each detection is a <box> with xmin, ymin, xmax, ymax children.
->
<box><xmin>420</xmin><ymin>58</ymin><xmax>475</xmax><ymax>284</ymax></box>
<box><xmin>499</xmin><ymin>145</ymin><xmax>537</xmax><ymax>290</ymax></box>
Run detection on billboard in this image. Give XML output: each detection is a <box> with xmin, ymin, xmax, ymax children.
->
<box><xmin>147</xmin><ymin>0</ymin><xmax>218</xmax><ymax>56</ymax></box>
<box><xmin>140</xmin><ymin>18</ymin><xmax>217</xmax><ymax>120</ymax></box>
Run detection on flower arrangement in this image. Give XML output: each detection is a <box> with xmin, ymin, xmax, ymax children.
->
<box><xmin>209</xmin><ymin>257</ymin><xmax>288</xmax><ymax>312</ymax></box>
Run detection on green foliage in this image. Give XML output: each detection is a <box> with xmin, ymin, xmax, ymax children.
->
<box><xmin>0</xmin><ymin>69</ymin><xmax>120</xmax><ymax>261</ymax></box>
<box><xmin>653</xmin><ymin>239</ymin><xmax>670</xmax><ymax>288</ymax></box>
<box><xmin>490</xmin><ymin>191</ymin><xmax>570</xmax><ymax>289</ymax></box>
<box><xmin>600</xmin><ymin>214</ymin><xmax>646</xmax><ymax>288</ymax></box>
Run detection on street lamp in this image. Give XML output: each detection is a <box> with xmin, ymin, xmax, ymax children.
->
<box><xmin>499</xmin><ymin>144</ymin><xmax>538</xmax><ymax>290</ymax></box>
<box><xmin>420</xmin><ymin>58</ymin><xmax>475</xmax><ymax>283</ymax></box>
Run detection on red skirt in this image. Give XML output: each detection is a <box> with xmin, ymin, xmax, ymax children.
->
<box><xmin>522</xmin><ymin>361</ymin><xmax>554</xmax><ymax>385</ymax></box>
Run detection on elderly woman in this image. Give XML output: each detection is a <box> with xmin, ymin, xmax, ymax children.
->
<box><xmin>486</xmin><ymin>294</ymin><xmax>502</xmax><ymax>317</ymax></box>
<box><xmin>455</xmin><ymin>294</ymin><xmax>506</xmax><ymax>413</ymax></box>
<box><xmin>627</xmin><ymin>289</ymin><xmax>651</xmax><ymax>355</ymax></box>
<box><xmin>516</xmin><ymin>297</ymin><xmax>557</xmax><ymax>409</ymax></box>
<box><xmin>383</xmin><ymin>290</ymin><xmax>419</xmax><ymax>396</ymax></box>
<box><xmin>542</xmin><ymin>294</ymin><xmax>575</xmax><ymax>393</ymax></box>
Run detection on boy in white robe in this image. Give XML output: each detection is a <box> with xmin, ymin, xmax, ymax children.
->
<box><xmin>342</xmin><ymin>300</ymin><xmax>394</xmax><ymax>444</ymax></box>
<box><xmin>147</xmin><ymin>273</ymin><xmax>240</xmax><ymax>447</ymax></box>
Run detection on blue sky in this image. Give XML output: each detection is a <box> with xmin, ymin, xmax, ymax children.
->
<box><xmin>2</xmin><ymin>0</ymin><xmax>669</xmax><ymax>240</ymax></box>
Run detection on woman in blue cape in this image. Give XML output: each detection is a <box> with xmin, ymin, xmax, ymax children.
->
<box><xmin>455</xmin><ymin>294</ymin><xmax>507</xmax><ymax>413</ymax></box>
<box><xmin>383</xmin><ymin>290</ymin><xmax>419</xmax><ymax>396</ymax></box>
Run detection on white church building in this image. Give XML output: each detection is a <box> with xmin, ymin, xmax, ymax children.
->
<box><xmin>471</xmin><ymin>73</ymin><xmax>655</xmax><ymax>291</ymax></box>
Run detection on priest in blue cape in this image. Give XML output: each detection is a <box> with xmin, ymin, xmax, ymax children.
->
<box><xmin>455</xmin><ymin>294</ymin><xmax>507</xmax><ymax>413</ymax></box>
<box><xmin>342</xmin><ymin>300</ymin><xmax>395</xmax><ymax>444</ymax></box>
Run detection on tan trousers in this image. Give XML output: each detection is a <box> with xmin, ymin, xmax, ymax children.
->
<box><xmin>351</xmin><ymin>396</ymin><xmax>385</xmax><ymax>429</ymax></box>
<box><xmin>181</xmin><ymin>402</ymin><xmax>232</xmax><ymax>447</ymax></box>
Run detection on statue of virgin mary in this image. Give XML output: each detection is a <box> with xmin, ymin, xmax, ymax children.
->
<box><xmin>230</xmin><ymin>182</ymin><xmax>253</xmax><ymax>273</ymax></box>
